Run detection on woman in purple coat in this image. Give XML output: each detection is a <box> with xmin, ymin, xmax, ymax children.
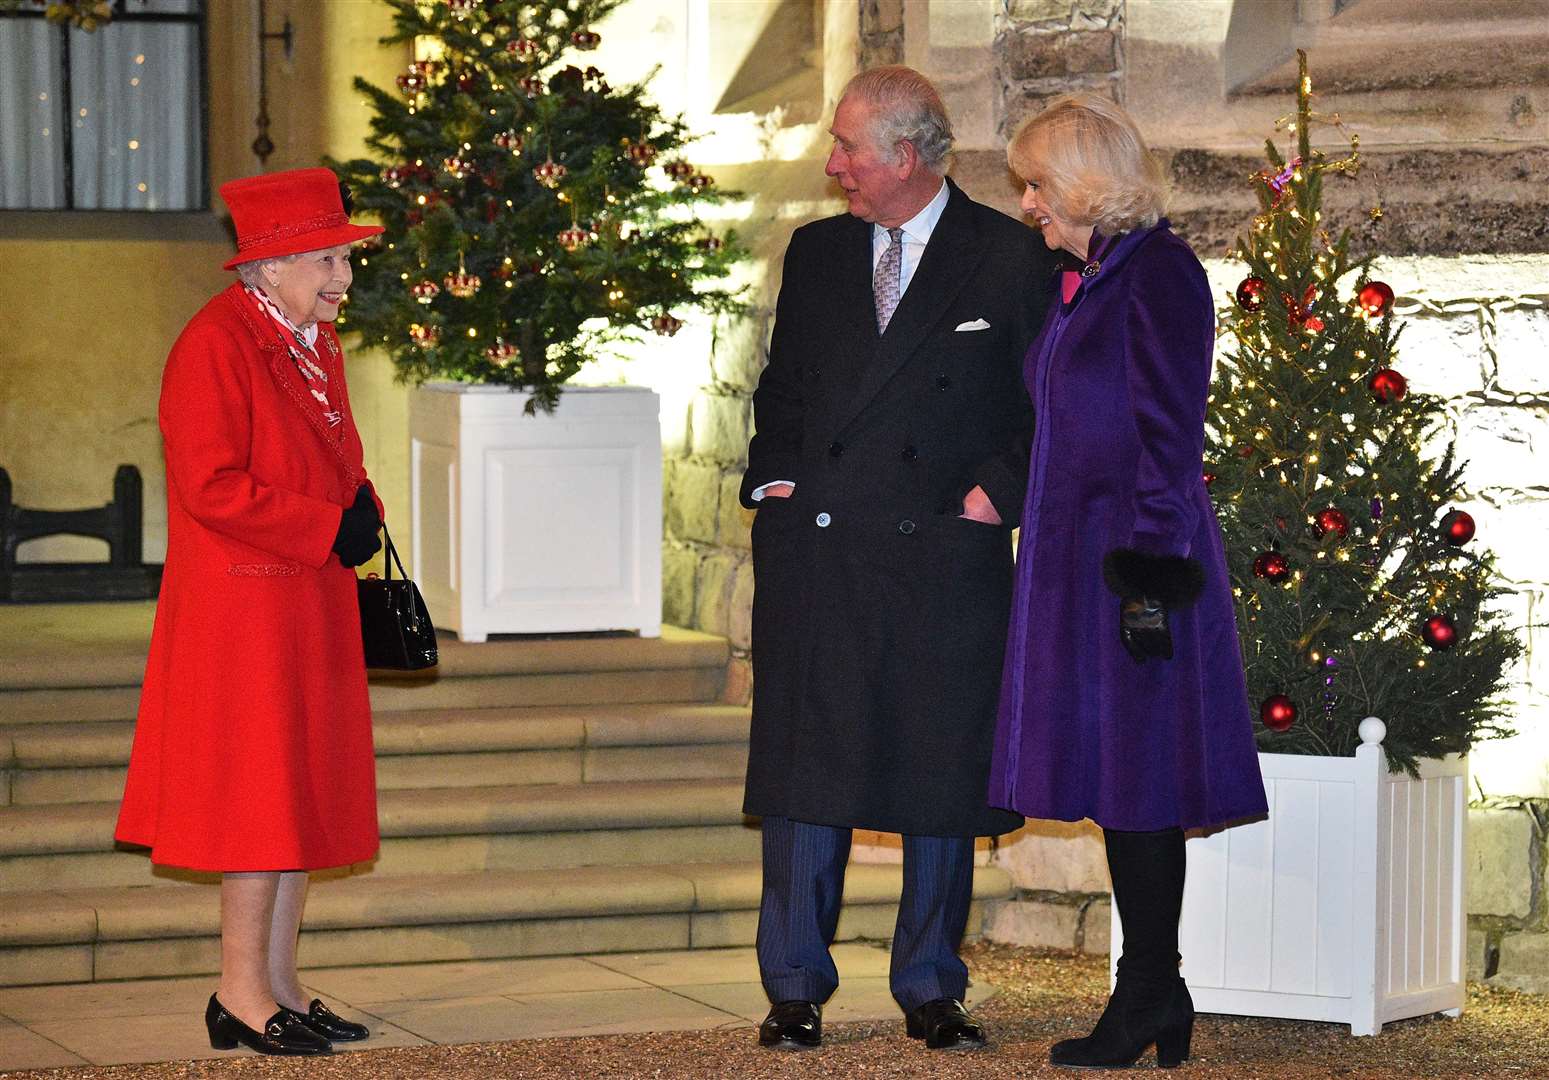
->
<box><xmin>989</xmin><ymin>95</ymin><xmax>1268</xmax><ymax>1069</ymax></box>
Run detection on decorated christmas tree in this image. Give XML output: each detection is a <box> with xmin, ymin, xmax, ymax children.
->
<box><xmin>330</xmin><ymin>0</ymin><xmax>745</xmax><ymax>412</ymax></box>
<box><xmin>1206</xmin><ymin>52</ymin><xmax>1521</xmax><ymax>774</ymax></box>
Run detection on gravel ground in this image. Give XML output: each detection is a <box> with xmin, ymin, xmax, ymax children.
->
<box><xmin>5</xmin><ymin>944</ymin><xmax>1546</xmax><ymax>1079</ymax></box>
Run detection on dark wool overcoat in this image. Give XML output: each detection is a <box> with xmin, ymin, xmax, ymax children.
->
<box><xmin>740</xmin><ymin>180</ymin><xmax>1058</xmax><ymax>837</ymax></box>
<box><xmin>115</xmin><ymin>283</ymin><xmax>381</xmax><ymax>872</ymax></box>
<box><xmin>988</xmin><ymin>222</ymin><xmax>1269</xmax><ymax>832</ymax></box>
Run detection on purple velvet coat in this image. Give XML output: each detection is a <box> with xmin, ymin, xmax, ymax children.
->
<box><xmin>988</xmin><ymin>221</ymin><xmax>1268</xmax><ymax>832</ymax></box>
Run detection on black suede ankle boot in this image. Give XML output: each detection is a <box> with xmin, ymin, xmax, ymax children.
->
<box><xmin>1049</xmin><ymin>828</ymin><xmax>1193</xmax><ymax>1069</ymax></box>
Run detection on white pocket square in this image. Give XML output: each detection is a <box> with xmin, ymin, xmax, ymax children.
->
<box><xmin>954</xmin><ymin>319</ymin><xmax>991</xmax><ymax>332</ymax></box>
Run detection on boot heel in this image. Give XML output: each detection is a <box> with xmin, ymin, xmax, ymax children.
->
<box><xmin>1155</xmin><ymin>1015</ymin><xmax>1193</xmax><ymax>1068</ymax></box>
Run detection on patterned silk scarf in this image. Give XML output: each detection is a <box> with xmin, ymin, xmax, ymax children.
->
<box><xmin>244</xmin><ymin>285</ymin><xmax>342</xmax><ymax>428</ymax></box>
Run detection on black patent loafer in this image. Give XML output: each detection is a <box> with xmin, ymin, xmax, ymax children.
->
<box><xmin>205</xmin><ymin>993</ymin><xmax>333</xmax><ymax>1056</ymax></box>
<box><xmin>282</xmin><ymin>998</ymin><xmax>369</xmax><ymax>1042</ymax></box>
<box><xmin>905</xmin><ymin>997</ymin><xmax>987</xmax><ymax>1050</ymax></box>
<box><xmin>758</xmin><ymin>999</ymin><xmax>822</xmax><ymax>1050</ymax></box>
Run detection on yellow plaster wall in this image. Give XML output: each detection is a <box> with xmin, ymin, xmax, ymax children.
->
<box><xmin>0</xmin><ymin>0</ymin><xmax>408</xmax><ymax>565</ymax></box>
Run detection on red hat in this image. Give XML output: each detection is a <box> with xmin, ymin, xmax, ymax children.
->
<box><xmin>219</xmin><ymin>167</ymin><xmax>384</xmax><ymax>271</ymax></box>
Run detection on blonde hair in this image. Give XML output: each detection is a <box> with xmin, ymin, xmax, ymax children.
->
<box><xmin>841</xmin><ymin>66</ymin><xmax>954</xmax><ymax>175</ymax></box>
<box><xmin>1006</xmin><ymin>93</ymin><xmax>1168</xmax><ymax>234</ymax></box>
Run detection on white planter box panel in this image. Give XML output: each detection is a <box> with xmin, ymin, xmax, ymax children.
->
<box><xmin>1112</xmin><ymin>737</ymin><xmax>1466</xmax><ymax>1035</ymax></box>
<box><xmin>409</xmin><ymin>384</ymin><xmax>662</xmax><ymax>641</ymax></box>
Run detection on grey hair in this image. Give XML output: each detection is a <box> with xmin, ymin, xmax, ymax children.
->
<box><xmin>842</xmin><ymin>66</ymin><xmax>954</xmax><ymax>175</ymax></box>
<box><xmin>232</xmin><ymin>253</ymin><xmax>300</xmax><ymax>288</ymax></box>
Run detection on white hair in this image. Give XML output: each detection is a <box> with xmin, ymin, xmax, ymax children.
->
<box><xmin>842</xmin><ymin>66</ymin><xmax>955</xmax><ymax>175</ymax></box>
<box><xmin>232</xmin><ymin>253</ymin><xmax>300</xmax><ymax>287</ymax></box>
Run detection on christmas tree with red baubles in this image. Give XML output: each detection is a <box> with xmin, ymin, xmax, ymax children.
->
<box><xmin>1205</xmin><ymin>52</ymin><xmax>1520</xmax><ymax>773</ymax></box>
<box><xmin>330</xmin><ymin>0</ymin><xmax>745</xmax><ymax>412</ymax></box>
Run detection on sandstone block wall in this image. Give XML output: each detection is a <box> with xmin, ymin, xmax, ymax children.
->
<box><xmin>994</xmin><ymin>0</ymin><xmax>1124</xmax><ymax>140</ymax></box>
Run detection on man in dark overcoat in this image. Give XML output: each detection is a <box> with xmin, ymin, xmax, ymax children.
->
<box><xmin>741</xmin><ymin>66</ymin><xmax>1058</xmax><ymax>1051</ymax></box>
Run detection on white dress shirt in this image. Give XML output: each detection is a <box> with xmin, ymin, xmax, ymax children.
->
<box><xmin>752</xmin><ymin>180</ymin><xmax>951</xmax><ymax>502</ymax></box>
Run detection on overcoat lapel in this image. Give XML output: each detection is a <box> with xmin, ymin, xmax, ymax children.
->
<box><xmin>814</xmin><ymin>213</ymin><xmax>882</xmax><ymax>431</ymax></box>
<box><xmin>831</xmin><ymin>181</ymin><xmax>984</xmax><ymax>435</ymax></box>
<box><xmin>223</xmin><ymin>286</ymin><xmax>362</xmax><ymax>487</ymax></box>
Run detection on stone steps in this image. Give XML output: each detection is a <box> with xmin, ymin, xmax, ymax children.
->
<box><xmin>0</xmin><ymin>703</ymin><xmax>752</xmax><ymax>806</ymax></box>
<box><xmin>0</xmin><ymin>777</ymin><xmax>762</xmax><ymax>890</ymax></box>
<box><xmin>0</xmin><ymin>626</ymin><xmax>732</xmax><ymax>725</ymax></box>
<box><xmin>0</xmin><ymin>611</ymin><xmax>990</xmax><ymax>989</ymax></box>
<box><xmin>0</xmin><ymin>861</ymin><xmax>1015</xmax><ymax>986</ymax></box>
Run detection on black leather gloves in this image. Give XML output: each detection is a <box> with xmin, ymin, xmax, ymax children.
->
<box><xmin>1102</xmin><ymin>549</ymin><xmax>1205</xmax><ymax>664</ymax></box>
<box><xmin>332</xmin><ymin>485</ymin><xmax>382</xmax><ymax>568</ymax></box>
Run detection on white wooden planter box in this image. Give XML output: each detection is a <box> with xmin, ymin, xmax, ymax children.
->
<box><xmin>409</xmin><ymin>383</ymin><xmax>662</xmax><ymax>642</ymax></box>
<box><xmin>1112</xmin><ymin>722</ymin><xmax>1467</xmax><ymax>1035</ymax></box>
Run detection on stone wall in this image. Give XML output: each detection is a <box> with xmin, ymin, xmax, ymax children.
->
<box><xmin>994</xmin><ymin>0</ymin><xmax>1125</xmax><ymax>140</ymax></box>
<box><xmin>660</xmin><ymin>312</ymin><xmax>768</xmax><ymax>704</ymax></box>
<box><xmin>1471</xmin><ymin>799</ymin><xmax>1549</xmax><ymax>992</ymax></box>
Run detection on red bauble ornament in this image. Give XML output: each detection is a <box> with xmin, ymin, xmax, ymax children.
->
<box><xmin>687</xmin><ymin>173</ymin><xmax>715</xmax><ymax>191</ymax></box>
<box><xmin>1422</xmin><ymin>615</ymin><xmax>1458</xmax><ymax>651</ymax></box>
<box><xmin>1440</xmin><ymin>510</ymin><xmax>1475</xmax><ymax>545</ymax></box>
<box><xmin>569</xmin><ymin>29</ymin><xmax>601</xmax><ymax>50</ymax></box>
<box><xmin>1358</xmin><ymin>281</ymin><xmax>1395</xmax><ymax>317</ymax></box>
<box><xmin>518</xmin><ymin>75</ymin><xmax>546</xmax><ymax>98</ymax></box>
<box><xmin>695</xmin><ymin>235</ymin><xmax>724</xmax><ymax>253</ymax></box>
<box><xmin>664</xmin><ymin>161</ymin><xmax>695</xmax><ymax>181</ymax></box>
<box><xmin>410</xmin><ymin>280</ymin><xmax>440</xmax><ymax>305</ymax></box>
<box><xmin>1235</xmin><ymin>276</ymin><xmax>1266</xmax><ymax>312</ymax></box>
<box><xmin>1312</xmin><ymin>508</ymin><xmax>1350</xmax><ymax>540</ymax></box>
<box><xmin>1252</xmin><ymin>551</ymin><xmax>1290</xmax><ymax>583</ymax></box>
<box><xmin>507</xmin><ymin>37</ymin><xmax>539</xmax><ymax>57</ymax></box>
<box><xmin>652</xmin><ymin>313</ymin><xmax>683</xmax><ymax>337</ymax></box>
<box><xmin>1369</xmin><ymin>368</ymin><xmax>1408</xmax><ymax>404</ymax></box>
<box><xmin>1302</xmin><ymin>315</ymin><xmax>1325</xmax><ymax>333</ymax></box>
<box><xmin>493</xmin><ymin>129</ymin><xmax>524</xmax><ymax>154</ymax></box>
<box><xmin>1260</xmin><ymin>694</ymin><xmax>1297</xmax><ymax>732</ymax></box>
<box><xmin>1202</xmin><ymin>470</ymin><xmax>1217</xmax><ymax>487</ymax></box>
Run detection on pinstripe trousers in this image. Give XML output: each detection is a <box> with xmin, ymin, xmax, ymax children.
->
<box><xmin>755</xmin><ymin>816</ymin><xmax>975</xmax><ymax>1011</ymax></box>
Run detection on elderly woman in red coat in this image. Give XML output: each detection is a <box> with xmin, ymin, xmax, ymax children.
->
<box><xmin>116</xmin><ymin>168</ymin><xmax>385</xmax><ymax>1057</ymax></box>
<box><xmin>988</xmin><ymin>97</ymin><xmax>1268</xmax><ymax>1069</ymax></box>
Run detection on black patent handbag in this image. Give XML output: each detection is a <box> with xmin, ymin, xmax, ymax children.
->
<box><xmin>356</xmin><ymin>525</ymin><xmax>438</xmax><ymax>670</ymax></box>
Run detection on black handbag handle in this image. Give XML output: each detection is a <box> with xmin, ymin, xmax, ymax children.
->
<box><xmin>380</xmin><ymin>523</ymin><xmax>409</xmax><ymax>582</ymax></box>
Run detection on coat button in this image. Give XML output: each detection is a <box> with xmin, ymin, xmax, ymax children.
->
<box><xmin>900</xmin><ymin>445</ymin><xmax>918</xmax><ymax>461</ymax></box>
<box><xmin>815</xmin><ymin>512</ymin><xmax>832</xmax><ymax>527</ymax></box>
<box><xmin>898</xmin><ymin>519</ymin><xmax>917</xmax><ymax>535</ymax></box>
<box><xmin>808</xmin><ymin>366</ymin><xmax>822</xmax><ymax>379</ymax></box>
<box><xmin>829</xmin><ymin>441</ymin><xmax>845</xmax><ymax>457</ymax></box>
<box><xmin>936</xmin><ymin>375</ymin><xmax>952</xmax><ymax>390</ymax></box>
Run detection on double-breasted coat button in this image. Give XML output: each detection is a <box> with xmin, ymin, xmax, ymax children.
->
<box><xmin>898</xmin><ymin>519</ymin><xmax>917</xmax><ymax>535</ymax></box>
<box><xmin>815</xmin><ymin>512</ymin><xmax>832</xmax><ymax>527</ymax></box>
<box><xmin>900</xmin><ymin>445</ymin><xmax>918</xmax><ymax>461</ymax></box>
<box><xmin>935</xmin><ymin>375</ymin><xmax>952</xmax><ymax>390</ymax></box>
<box><xmin>829</xmin><ymin>441</ymin><xmax>845</xmax><ymax>457</ymax></box>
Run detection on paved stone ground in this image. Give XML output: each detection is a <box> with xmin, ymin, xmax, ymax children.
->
<box><xmin>3</xmin><ymin>943</ymin><xmax>1546</xmax><ymax>1078</ymax></box>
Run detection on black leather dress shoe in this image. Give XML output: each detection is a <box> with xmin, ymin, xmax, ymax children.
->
<box><xmin>759</xmin><ymin>1000</ymin><xmax>822</xmax><ymax>1050</ymax></box>
<box><xmin>905</xmin><ymin>997</ymin><xmax>987</xmax><ymax>1050</ymax></box>
<box><xmin>281</xmin><ymin>998</ymin><xmax>370</xmax><ymax>1042</ymax></box>
<box><xmin>205</xmin><ymin>994</ymin><xmax>333</xmax><ymax>1055</ymax></box>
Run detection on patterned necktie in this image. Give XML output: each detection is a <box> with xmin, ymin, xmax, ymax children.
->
<box><xmin>873</xmin><ymin>226</ymin><xmax>904</xmax><ymax>333</ymax></box>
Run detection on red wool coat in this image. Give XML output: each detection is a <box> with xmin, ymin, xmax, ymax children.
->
<box><xmin>115</xmin><ymin>283</ymin><xmax>380</xmax><ymax>872</ymax></box>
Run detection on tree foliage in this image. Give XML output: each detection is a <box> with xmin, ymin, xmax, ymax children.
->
<box><xmin>330</xmin><ymin>0</ymin><xmax>747</xmax><ymax>412</ymax></box>
<box><xmin>1206</xmin><ymin>53</ymin><xmax>1521</xmax><ymax>773</ymax></box>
